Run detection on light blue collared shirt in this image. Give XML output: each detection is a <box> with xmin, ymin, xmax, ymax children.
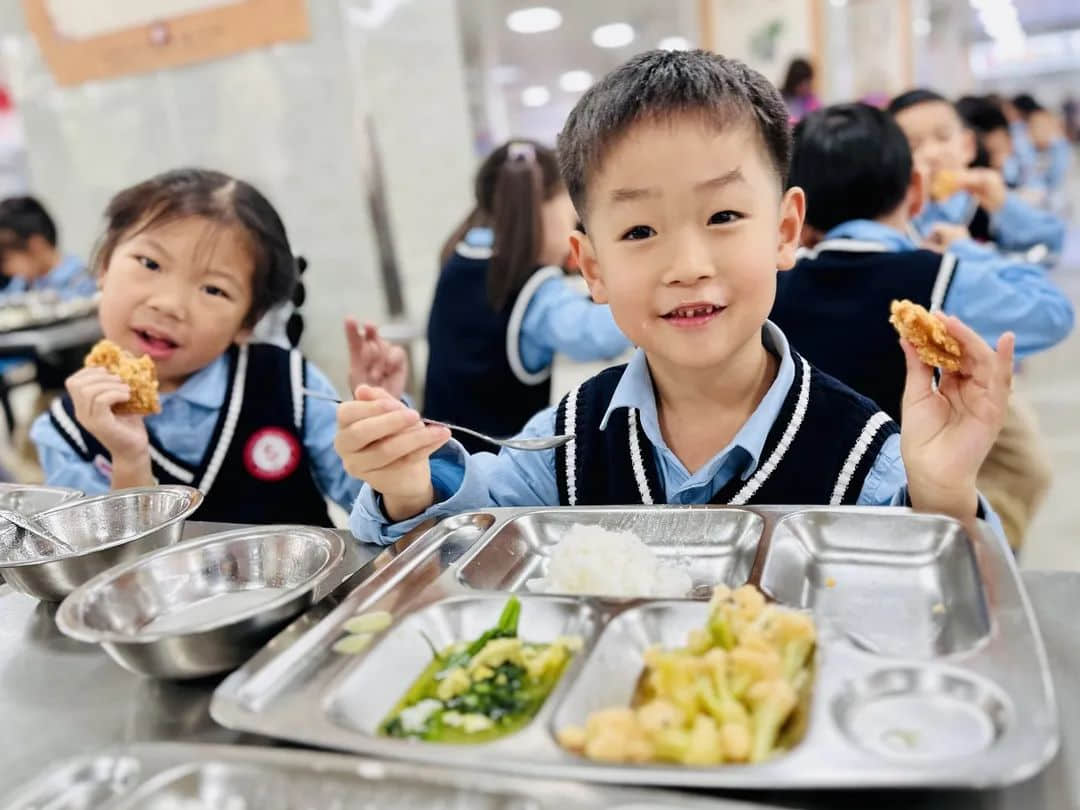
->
<box><xmin>30</xmin><ymin>350</ymin><xmax>361</xmax><ymax>511</ymax></box>
<box><xmin>913</xmin><ymin>190</ymin><xmax>1066</xmax><ymax>255</ymax></box>
<box><xmin>350</xmin><ymin>323</ymin><xmax>911</xmax><ymax>545</ymax></box>
<box><xmin>461</xmin><ymin>227</ymin><xmax>630</xmax><ymax>373</ymax></box>
<box><xmin>1</xmin><ymin>255</ymin><xmax>96</xmax><ymax>300</ymax></box>
<box><xmin>823</xmin><ymin>220</ymin><xmax>1073</xmax><ymax>358</ymax></box>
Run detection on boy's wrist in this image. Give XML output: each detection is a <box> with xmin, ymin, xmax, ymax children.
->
<box><xmin>109</xmin><ymin>449</ymin><xmax>155</xmax><ymax>489</ymax></box>
<box><xmin>382</xmin><ymin>482</ymin><xmax>436</xmax><ymax>523</ymax></box>
<box><xmin>907</xmin><ymin>475</ymin><xmax>979</xmax><ymax>520</ymax></box>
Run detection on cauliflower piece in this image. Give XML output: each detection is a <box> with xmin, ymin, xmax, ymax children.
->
<box><xmin>467</xmin><ymin>637</ymin><xmax>523</xmax><ymax>674</ymax></box>
<box><xmin>762</xmin><ymin>610</ymin><xmax>816</xmax><ymax>682</ymax></box>
<box><xmin>636</xmin><ymin>698</ymin><xmax>684</xmax><ymax>734</ymax></box>
<box><xmin>721</xmin><ymin>720</ymin><xmax>752</xmax><ymax>762</ymax></box>
<box><xmin>728</xmin><ymin>645</ymin><xmax>782</xmax><ymax>698</ymax></box>
<box><xmin>558</xmin><ymin>725</ymin><xmax>587</xmax><ymax>752</ymax></box>
<box><xmin>683</xmin><ymin>714</ymin><xmax>724</xmax><ymax>766</ymax></box>
<box><xmin>435</xmin><ymin>667</ymin><xmax>471</xmax><ymax>702</ymax></box>
<box><xmin>686</xmin><ymin>627</ymin><xmax>712</xmax><ymax>655</ymax></box>
<box><xmin>583</xmin><ymin>708</ymin><xmax>653</xmax><ymax>763</ymax></box>
<box><xmin>746</xmin><ymin>678</ymin><xmax>798</xmax><ymax>763</ymax></box>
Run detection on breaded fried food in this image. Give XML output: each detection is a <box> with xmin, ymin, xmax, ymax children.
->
<box><xmin>84</xmin><ymin>339</ymin><xmax>161</xmax><ymax>415</ymax></box>
<box><xmin>929</xmin><ymin>169</ymin><xmax>960</xmax><ymax>202</ymax></box>
<box><xmin>889</xmin><ymin>299</ymin><xmax>962</xmax><ymax>372</ymax></box>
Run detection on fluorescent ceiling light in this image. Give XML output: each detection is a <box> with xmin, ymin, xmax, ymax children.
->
<box><xmin>592</xmin><ymin>22</ymin><xmax>635</xmax><ymax>48</ymax></box>
<box><xmin>658</xmin><ymin>36</ymin><xmax>691</xmax><ymax>51</ymax></box>
<box><xmin>521</xmin><ymin>85</ymin><xmax>551</xmax><ymax>107</ymax></box>
<box><xmin>506</xmin><ymin>7</ymin><xmax>562</xmax><ymax>34</ymax></box>
<box><xmin>559</xmin><ymin>69</ymin><xmax>593</xmax><ymax>92</ymax></box>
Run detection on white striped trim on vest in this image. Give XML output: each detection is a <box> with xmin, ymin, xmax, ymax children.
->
<box><xmin>728</xmin><ymin>356</ymin><xmax>812</xmax><ymax>506</ymax></box>
<box><xmin>627</xmin><ymin>407</ymin><xmax>654</xmax><ymax>505</ymax></box>
<box><xmin>197</xmin><ymin>343</ymin><xmax>249</xmax><ymax>495</ymax></box>
<box><xmin>454</xmin><ymin>241</ymin><xmax>493</xmax><ymax>261</ymax></box>
<box><xmin>929</xmin><ymin>252</ymin><xmax>957</xmax><ymax>313</ymax></box>
<box><xmin>505</xmin><ymin>266</ymin><xmax>562</xmax><ymax>386</ymax></box>
<box><xmin>800</xmin><ymin>238</ymin><xmax>889</xmax><ymax>259</ymax></box>
<box><xmin>829</xmin><ymin>410</ymin><xmax>893</xmax><ymax>504</ymax></box>
<box><xmin>289</xmin><ymin>349</ymin><xmax>304</xmax><ymax>430</ymax></box>
<box><xmin>50</xmin><ymin>397</ymin><xmax>87</xmax><ymax>455</ymax></box>
<box><xmin>149</xmin><ymin>446</ymin><xmax>194</xmax><ymax>484</ymax></box>
<box><xmin>564</xmin><ymin>383</ymin><xmax>581</xmax><ymax>506</ymax></box>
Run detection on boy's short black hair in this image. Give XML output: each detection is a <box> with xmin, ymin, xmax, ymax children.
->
<box><xmin>0</xmin><ymin>196</ymin><xmax>58</xmax><ymax>248</ymax></box>
<box><xmin>1012</xmin><ymin>93</ymin><xmax>1041</xmax><ymax>117</ymax></box>
<box><xmin>557</xmin><ymin>49</ymin><xmax>792</xmax><ymax>217</ymax></box>
<box><xmin>791</xmin><ymin>103</ymin><xmax>912</xmax><ymax>232</ymax></box>
<box><xmin>955</xmin><ymin>95</ymin><xmax>1009</xmax><ymax>134</ymax></box>
<box><xmin>887</xmin><ymin>88</ymin><xmax>948</xmax><ymax>117</ymax></box>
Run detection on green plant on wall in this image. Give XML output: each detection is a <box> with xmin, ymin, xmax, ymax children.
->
<box><xmin>750</xmin><ymin>19</ymin><xmax>785</xmax><ymax>63</ymax></box>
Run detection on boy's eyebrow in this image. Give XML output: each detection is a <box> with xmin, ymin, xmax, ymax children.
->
<box><xmin>140</xmin><ymin>237</ymin><xmax>174</xmax><ymax>261</ymax></box>
<box><xmin>608</xmin><ymin>167</ymin><xmax>746</xmax><ymax>204</ymax></box>
<box><xmin>609</xmin><ymin>185</ymin><xmax>660</xmax><ymax>204</ymax></box>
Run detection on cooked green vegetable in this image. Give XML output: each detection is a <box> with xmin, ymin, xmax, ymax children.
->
<box><xmin>380</xmin><ymin>596</ymin><xmax>580</xmax><ymax>743</ymax></box>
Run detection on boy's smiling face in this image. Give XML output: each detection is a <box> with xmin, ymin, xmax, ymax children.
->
<box><xmin>571</xmin><ymin>115</ymin><xmax>804</xmax><ymax>377</ymax></box>
<box><xmin>893</xmin><ymin>100</ymin><xmax>976</xmax><ymax>176</ymax></box>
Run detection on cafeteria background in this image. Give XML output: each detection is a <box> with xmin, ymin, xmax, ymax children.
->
<box><xmin>0</xmin><ymin>0</ymin><xmax>1077</xmax><ymax>567</ymax></box>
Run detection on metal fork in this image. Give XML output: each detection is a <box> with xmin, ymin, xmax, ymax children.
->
<box><xmin>302</xmin><ymin>389</ymin><xmax>574</xmax><ymax>452</ymax></box>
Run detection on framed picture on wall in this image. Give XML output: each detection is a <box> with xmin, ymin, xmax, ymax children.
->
<box><xmin>22</xmin><ymin>0</ymin><xmax>310</xmax><ymax>86</ymax></box>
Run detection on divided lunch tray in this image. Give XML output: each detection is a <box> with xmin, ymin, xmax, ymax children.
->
<box><xmin>210</xmin><ymin>506</ymin><xmax>1059</xmax><ymax>790</ymax></box>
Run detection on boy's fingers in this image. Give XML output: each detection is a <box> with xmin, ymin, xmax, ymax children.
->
<box><xmin>350</xmin><ymin>384</ymin><xmax>397</xmax><ymax>403</ymax></box>
<box><xmin>942</xmin><ymin>315</ymin><xmax>995</xmax><ymax>381</ymax></box>
<box><xmin>87</xmin><ymin>386</ymin><xmax>132</xmax><ymax>418</ymax></box>
<box><xmin>336</xmin><ymin>407</ymin><xmax>421</xmax><ymax>452</ymax></box>
<box><xmin>364</xmin><ymin>425</ymin><xmax>451</xmax><ymax>472</ymax></box>
<box><xmin>337</xmin><ymin>395</ymin><xmax>402</xmax><ymax>427</ymax></box>
<box><xmin>995</xmin><ymin>332</ymin><xmax>1016</xmax><ymax>391</ymax></box>
<box><xmin>899</xmin><ymin>338</ymin><xmax>935</xmax><ymax>405</ymax></box>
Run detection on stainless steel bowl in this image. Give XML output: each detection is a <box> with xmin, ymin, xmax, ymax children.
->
<box><xmin>0</xmin><ymin>486</ymin><xmax>203</xmax><ymax>602</ymax></box>
<box><xmin>0</xmin><ymin>483</ymin><xmax>83</xmax><ymax>515</ymax></box>
<box><xmin>56</xmin><ymin>525</ymin><xmax>346</xmax><ymax>679</ymax></box>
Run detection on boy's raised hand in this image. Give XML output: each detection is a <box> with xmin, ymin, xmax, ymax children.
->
<box><xmin>345</xmin><ymin>317</ymin><xmax>409</xmax><ymax>400</ymax></box>
<box><xmin>66</xmin><ymin>367</ymin><xmax>154</xmax><ymax>487</ymax></box>
<box><xmin>956</xmin><ymin>168</ymin><xmax>1008</xmax><ymax>213</ymax></box>
<box><xmin>334</xmin><ymin>385</ymin><xmax>451</xmax><ymax>522</ymax></box>
<box><xmin>899</xmin><ymin>314</ymin><xmax>1013</xmax><ymax>521</ymax></box>
<box><xmin>923</xmin><ymin>223</ymin><xmax>971</xmax><ymax>252</ymax></box>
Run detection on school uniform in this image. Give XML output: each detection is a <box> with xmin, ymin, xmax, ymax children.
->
<box><xmin>424</xmin><ymin>228</ymin><xmax>629</xmax><ymax>452</ymax></box>
<box><xmin>350</xmin><ymin>323</ymin><xmax>1001</xmax><ymax>547</ymax></box>
<box><xmin>772</xmin><ymin>220</ymin><xmax>1074</xmax><ymax>420</ymax></box>
<box><xmin>772</xmin><ymin>220</ymin><xmax>1071</xmax><ymax>549</ymax></box>
<box><xmin>0</xmin><ymin>254</ymin><xmax>96</xmax><ymax>300</ymax></box>
<box><xmin>913</xmin><ymin>190</ymin><xmax>1065</xmax><ymax>256</ymax></box>
<box><xmin>31</xmin><ymin>343</ymin><xmax>362</xmax><ymax>526</ymax></box>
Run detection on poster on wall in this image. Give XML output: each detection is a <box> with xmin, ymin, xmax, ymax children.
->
<box><xmin>22</xmin><ymin>0</ymin><xmax>310</xmax><ymax>86</ymax></box>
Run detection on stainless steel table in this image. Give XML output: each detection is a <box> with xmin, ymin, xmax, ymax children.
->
<box><xmin>0</xmin><ymin>314</ymin><xmax>101</xmax><ymax>355</ymax></box>
<box><xmin>0</xmin><ymin>523</ymin><xmax>1076</xmax><ymax>808</ymax></box>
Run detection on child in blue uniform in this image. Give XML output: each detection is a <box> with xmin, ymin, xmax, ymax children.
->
<box><xmin>337</xmin><ymin>50</ymin><xmax>1013</xmax><ymax>546</ymax></box>
<box><xmin>425</xmin><ymin>140</ymin><xmax>629</xmax><ymax>452</ymax></box>
<box><xmin>888</xmin><ymin>89</ymin><xmax>1065</xmax><ymax>257</ymax></box>
<box><xmin>31</xmin><ymin>169</ymin><xmax>362</xmax><ymax>526</ymax></box>
<box><xmin>0</xmin><ymin>196</ymin><xmax>94</xmax><ymax>300</ymax></box>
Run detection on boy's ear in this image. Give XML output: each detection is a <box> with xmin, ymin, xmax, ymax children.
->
<box><xmin>776</xmin><ymin>186</ymin><xmax>806</xmax><ymax>271</ymax></box>
<box><xmin>907</xmin><ymin>164</ymin><xmax>927</xmax><ymax>218</ymax></box>
<box><xmin>570</xmin><ymin>229</ymin><xmax>607</xmax><ymax>304</ymax></box>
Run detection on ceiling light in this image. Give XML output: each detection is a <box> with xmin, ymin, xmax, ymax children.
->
<box><xmin>559</xmin><ymin>70</ymin><xmax>593</xmax><ymax>92</ymax></box>
<box><xmin>829</xmin><ymin>0</ymin><xmax>848</xmax><ymax>7</ymax></box>
<box><xmin>521</xmin><ymin>85</ymin><xmax>551</xmax><ymax>107</ymax></box>
<box><xmin>658</xmin><ymin>36</ymin><xmax>691</xmax><ymax>51</ymax></box>
<box><xmin>506</xmin><ymin>7</ymin><xmax>562</xmax><ymax>34</ymax></box>
<box><xmin>592</xmin><ymin>22</ymin><xmax>635</xmax><ymax>49</ymax></box>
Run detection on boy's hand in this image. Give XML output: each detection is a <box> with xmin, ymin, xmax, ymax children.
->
<box><xmin>923</xmin><ymin>223</ymin><xmax>971</xmax><ymax>252</ymax></box>
<box><xmin>345</xmin><ymin>317</ymin><xmax>409</xmax><ymax>400</ymax></box>
<box><xmin>66</xmin><ymin>367</ymin><xmax>150</xmax><ymax>459</ymax></box>
<box><xmin>899</xmin><ymin>314</ymin><xmax>1014</xmax><ymax>521</ymax></box>
<box><xmin>956</xmin><ymin>168</ymin><xmax>1008</xmax><ymax>213</ymax></box>
<box><xmin>334</xmin><ymin>385</ymin><xmax>451</xmax><ymax>521</ymax></box>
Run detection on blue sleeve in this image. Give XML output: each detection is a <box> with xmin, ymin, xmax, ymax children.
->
<box><xmin>348</xmin><ymin>406</ymin><xmax>561</xmax><ymax>544</ymax></box>
<box><xmin>1044</xmin><ymin>139</ymin><xmax>1072</xmax><ymax>191</ymax></box>
<box><xmin>29</xmin><ymin>411</ymin><xmax>111</xmax><ymax>494</ymax></box>
<box><xmin>856</xmin><ymin>433</ymin><xmax>1008</xmax><ymax>542</ymax></box>
<box><xmin>519</xmin><ymin>276</ymin><xmax>631</xmax><ymax>373</ymax></box>
<box><xmin>942</xmin><ymin>245</ymin><xmax>1073</xmax><ymax>357</ymax></box>
<box><xmin>302</xmin><ymin>362</ymin><xmax>364</xmax><ymax>512</ymax></box>
<box><xmin>990</xmin><ymin>193</ymin><xmax>1066</xmax><ymax>253</ymax></box>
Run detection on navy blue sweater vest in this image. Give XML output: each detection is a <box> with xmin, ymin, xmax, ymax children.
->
<box><xmin>771</xmin><ymin>242</ymin><xmax>956</xmax><ymax>421</ymax></box>
<box><xmin>553</xmin><ymin>352</ymin><xmax>897</xmax><ymax>507</ymax></box>
<box><xmin>49</xmin><ymin>343</ymin><xmax>332</xmax><ymax>526</ymax></box>
<box><xmin>424</xmin><ymin>247</ymin><xmax>558</xmax><ymax>452</ymax></box>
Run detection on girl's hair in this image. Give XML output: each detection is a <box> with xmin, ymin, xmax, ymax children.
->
<box><xmin>439</xmin><ymin>140</ymin><xmax>563</xmax><ymax>311</ymax></box>
<box><xmin>781</xmin><ymin>58</ymin><xmax>814</xmax><ymax>99</ymax></box>
<box><xmin>95</xmin><ymin>168</ymin><xmax>297</xmax><ymax>327</ymax></box>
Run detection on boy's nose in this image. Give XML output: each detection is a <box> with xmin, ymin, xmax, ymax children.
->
<box><xmin>662</xmin><ymin>237</ymin><xmax>716</xmax><ymax>286</ymax></box>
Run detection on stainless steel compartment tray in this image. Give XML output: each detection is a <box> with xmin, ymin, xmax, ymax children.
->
<box><xmin>210</xmin><ymin>505</ymin><xmax>1058</xmax><ymax>790</ymax></box>
<box><xmin>0</xmin><ymin>742</ymin><xmax>763</xmax><ymax>810</ymax></box>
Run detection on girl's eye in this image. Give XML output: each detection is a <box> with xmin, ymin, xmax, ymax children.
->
<box><xmin>136</xmin><ymin>256</ymin><xmax>160</xmax><ymax>271</ymax></box>
<box><xmin>621</xmin><ymin>225</ymin><xmax>656</xmax><ymax>241</ymax></box>
<box><xmin>709</xmin><ymin>211</ymin><xmax>741</xmax><ymax>225</ymax></box>
<box><xmin>203</xmin><ymin>285</ymin><xmax>230</xmax><ymax>299</ymax></box>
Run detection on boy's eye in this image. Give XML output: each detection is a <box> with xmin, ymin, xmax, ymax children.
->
<box><xmin>620</xmin><ymin>225</ymin><xmax>656</xmax><ymax>241</ymax></box>
<box><xmin>709</xmin><ymin>211</ymin><xmax>741</xmax><ymax>225</ymax></box>
<box><xmin>203</xmin><ymin>285</ymin><xmax>230</xmax><ymax>299</ymax></box>
<box><xmin>136</xmin><ymin>255</ymin><xmax>160</xmax><ymax>271</ymax></box>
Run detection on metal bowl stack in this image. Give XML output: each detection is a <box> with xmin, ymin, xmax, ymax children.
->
<box><xmin>0</xmin><ymin>483</ymin><xmax>83</xmax><ymax>516</ymax></box>
<box><xmin>0</xmin><ymin>486</ymin><xmax>203</xmax><ymax>601</ymax></box>
<box><xmin>56</xmin><ymin>525</ymin><xmax>346</xmax><ymax>679</ymax></box>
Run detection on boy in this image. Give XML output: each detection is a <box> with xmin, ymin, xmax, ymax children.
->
<box><xmin>0</xmin><ymin>196</ymin><xmax>94</xmax><ymax>300</ymax></box>
<box><xmin>955</xmin><ymin>95</ymin><xmax>1016</xmax><ymax>180</ymax></box>
<box><xmin>338</xmin><ymin>51</ymin><xmax>1012</xmax><ymax>545</ymax></box>
<box><xmin>887</xmin><ymin>89</ymin><xmax>1065</xmax><ymax>256</ymax></box>
<box><xmin>773</xmin><ymin>104</ymin><xmax>1070</xmax><ymax>549</ymax></box>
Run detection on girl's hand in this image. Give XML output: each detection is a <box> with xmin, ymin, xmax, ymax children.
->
<box><xmin>66</xmin><ymin>367</ymin><xmax>150</xmax><ymax>459</ymax></box>
<box><xmin>900</xmin><ymin>314</ymin><xmax>1014</xmax><ymax>521</ymax></box>
<box><xmin>345</xmin><ymin>317</ymin><xmax>409</xmax><ymax>400</ymax></box>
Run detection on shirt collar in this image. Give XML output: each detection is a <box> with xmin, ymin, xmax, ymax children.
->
<box><xmin>820</xmin><ymin>219</ymin><xmax>917</xmax><ymax>252</ymax></box>
<box><xmin>599</xmin><ymin>321</ymin><xmax>796</xmax><ymax>480</ymax></box>
<box><xmin>159</xmin><ymin>352</ymin><xmax>230</xmax><ymax>410</ymax></box>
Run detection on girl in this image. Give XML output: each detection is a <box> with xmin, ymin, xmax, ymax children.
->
<box><xmin>30</xmin><ymin>168</ymin><xmax>362</xmax><ymax>526</ymax></box>
<box><xmin>425</xmin><ymin>140</ymin><xmax>629</xmax><ymax>452</ymax></box>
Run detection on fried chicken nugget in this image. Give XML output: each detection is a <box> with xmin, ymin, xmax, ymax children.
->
<box><xmin>929</xmin><ymin>169</ymin><xmax>960</xmax><ymax>202</ymax></box>
<box><xmin>84</xmin><ymin>339</ymin><xmax>161</xmax><ymax>415</ymax></box>
<box><xmin>889</xmin><ymin>300</ymin><xmax>962</xmax><ymax>372</ymax></box>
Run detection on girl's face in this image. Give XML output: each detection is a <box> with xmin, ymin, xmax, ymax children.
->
<box><xmin>539</xmin><ymin>188</ymin><xmax>577</xmax><ymax>267</ymax></box>
<box><xmin>97</xmin><ymin>215</ymin><xmax>255</xmax><ymax>392</ymax></box>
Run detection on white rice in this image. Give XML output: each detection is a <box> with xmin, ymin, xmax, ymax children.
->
<box><xmin>527</xmin><ymin>524</ymin><xmax>692</xmax><ymax>598</ymax></box>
